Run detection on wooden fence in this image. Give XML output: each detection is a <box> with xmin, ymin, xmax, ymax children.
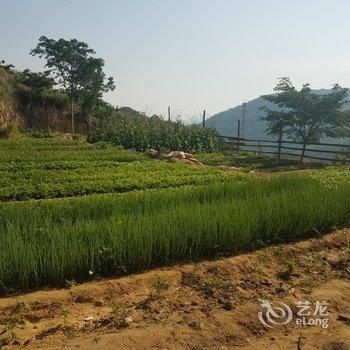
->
<box><xmin>217</xmin><ymin>120</ymin><xmax>350</xmax><ymax>163</ymax></box>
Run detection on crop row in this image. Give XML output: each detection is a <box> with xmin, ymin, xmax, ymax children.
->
<box><xmin>0</xmin><ymin>139</ymin><xmax>246</xmax><ymax>201</ymax></box>
<box><xmin>0</xmin><ymin>169</ymin><xmax>349</xmax><ymax>293</ymax></box>
<box><xmin>0</xmin><ymin>139</ymin><xmax>146</xmax><ymax>163</ymax></box>
<box><xmin>0</xmin><ymin>160</ymin><xmax>243</xmax><ymax>201</ymax></box>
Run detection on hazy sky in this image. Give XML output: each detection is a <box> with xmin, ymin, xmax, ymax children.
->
<box><xmin>1</xmin><ymin>0</ymin><xmax>350</xmax><ymax>121</ymax></box>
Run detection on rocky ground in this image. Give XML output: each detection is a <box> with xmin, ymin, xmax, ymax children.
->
<box><xmin>0</xmin><ymin>228</ymin><xmax>349</xmax><ymax>350</ymax></box>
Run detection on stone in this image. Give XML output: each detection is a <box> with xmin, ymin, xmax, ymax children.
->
<box><xmin>123</xmin><ymin>316</ymin><xmax>133</xmax><ymax>325</ymax></box>
<box><xmin>83</xmin><ymin>316</ymin><xmax>94</xmax><ymax>322</ymax></box>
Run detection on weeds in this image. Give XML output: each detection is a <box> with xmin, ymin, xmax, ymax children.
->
<box><xmin>3</xmin><ymin>320</ymin><xmax>18</xmax><ymax>342</ymax></box>
<box><xmin>151</xmin><ymin>275</ymin><xmax>169</xmax><ymax>295</ymax></box>
<box><xmin>59</xmin><ymin>307</ymin><xmax>70</xmax><ymax>326</ymax></box>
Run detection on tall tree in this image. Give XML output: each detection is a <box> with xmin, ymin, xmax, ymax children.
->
<box><xmin>30</xmin><ymin>36</ymin><xmax>115</xmax><ymax>135</ymax></box>
<box><xmin>261</xmin><ymin>77</ymin><xmax>350</xmax><ymax>161</ymax></box>
<box><xmin>80</xmin><ymin>57</ymin><xmax>115</xmax><ymax>134</ymax></box>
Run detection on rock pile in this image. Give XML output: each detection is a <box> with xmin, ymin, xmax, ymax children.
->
<box><xmin>144</xmin><ymin>148</ymin><xmax>204</xmax><ymax>166</ymax></box>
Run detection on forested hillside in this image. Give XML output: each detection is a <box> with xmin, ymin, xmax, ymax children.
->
<box><xmin>206</xmin><ymin>90</ymin><xmax>350</xmax><ymax>145</ymax></box>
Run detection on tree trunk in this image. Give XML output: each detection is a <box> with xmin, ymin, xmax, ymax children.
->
<box><xmin>87</xmin><ymin>114</ymin><xmax>92</xmax><ymax>140</ymax></box>
<box><xmin>277</xmin><ymin>128</ymin><xmax>282</xmax><ymax>161</ymax></box>
<box><xmin>71</xmin><ymin>100</ymin><xmax>75</xmax><ymax>136</ymax></box>
<box><xmin>300</xmin><ymin>141</ymin><xmax>307</xmax><ymax>162</ymax></box>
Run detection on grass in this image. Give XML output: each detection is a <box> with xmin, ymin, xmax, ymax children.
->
<box><xmin>196</xmin><ymin>151</ymin><xmax>308</xmax><ymax>170</ymax></box>
<box><xmin>0</xmin><ymin>169</ymin><xmax>349</xmax><ymax>294</ymax></box>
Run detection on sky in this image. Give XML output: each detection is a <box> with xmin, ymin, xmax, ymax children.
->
<box><xmin>1</xmin><ymin>0</ymin><xmax>350</xmax><ymax>121</ymax></box>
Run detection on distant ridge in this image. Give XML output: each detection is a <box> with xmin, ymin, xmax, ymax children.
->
<box><xmin>206</xmin><ymin>89</ymin><xmax>350</xmax><ymax>144</ymax></box>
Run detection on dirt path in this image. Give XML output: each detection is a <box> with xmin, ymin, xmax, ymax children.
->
<box><xmin>0</xmin><ymin>228</ymin><xmax>349</xmax><ymax>350</ymax></box>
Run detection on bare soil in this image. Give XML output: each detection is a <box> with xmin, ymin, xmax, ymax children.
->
<box><xmin>0</xmin><ymin>228</ymin><xmax>349</xmax><ymax>350</ymax></box>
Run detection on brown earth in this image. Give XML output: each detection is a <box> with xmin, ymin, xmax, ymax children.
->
<box><xmin>0</xmin><ymin>228</ymin><xmax>349</xmax><ymax>350</ymax></box>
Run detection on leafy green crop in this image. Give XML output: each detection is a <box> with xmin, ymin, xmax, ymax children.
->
<box><xmin>0</xmin><ymin>170</ymin><xmax>349</xmax><ymax>294</ymax></box>
<box><xmin>0</xmin><ymin>138</ymin><xmax>349</xmax><ymax>294</ymax></box>
<box><xmin>0</xmin><ymin>139</ymin><xmax>241</xmax><ymax>201</ymax></box>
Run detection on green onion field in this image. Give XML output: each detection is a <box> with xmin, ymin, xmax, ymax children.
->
<box><xmin>0</xmin><ymin>138</ymin><xmax>349</xmax><ymax>294</ymax></box>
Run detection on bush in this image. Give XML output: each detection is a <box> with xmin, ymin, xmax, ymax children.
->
<box><xmin>26</xmin><ymin>128</ymin><xmax>58</xmax><ymax>138</ymax></box>
<box><xmin>89</xmin><ymin>107</ymin><xmax>219</xmax><ymax>153</ymax></box>
<box><xmin>0</xmin><ymin>123</ymin><xmax>21</xmax><ymax>139</ymax></box>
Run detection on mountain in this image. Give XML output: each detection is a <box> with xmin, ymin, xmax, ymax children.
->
<box><xmin>206</xmin><ymin>90</ymin><xmax>350</xmax><ymax>144</ymax></box>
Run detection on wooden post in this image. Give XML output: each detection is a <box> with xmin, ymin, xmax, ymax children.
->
<box><xmin>301</xmin><ymin>142</ymin><xmax>307</xmax><ymax>162</ymax></box>
<box><xmin>237</xmin><ymin>119</ymin><xmax>241</xmax><ymax>154</ymax></box>
<box><xmin>168</xmin><ymin>106</ymin><xmax>171</xmax><ymax>121</ymax></box>
<box><xmin>202</xmin><ymin>110</ymin><xmax>206</xmax><ymax>127</ymax></box>
<box><xmin>277</xmin><ymin>127</ymin><xmax>282</xmax><ymax>161</ymax></box>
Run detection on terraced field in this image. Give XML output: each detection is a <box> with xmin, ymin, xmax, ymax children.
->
<box><xmin>0</xmin><ymin>139</ymin><xmax>242</xmax><ymax>201</ymax></box>
<box><xmin>0</xmin><ymin>138</ymin><xmax>349</xmax><ymax>294</ymax></box>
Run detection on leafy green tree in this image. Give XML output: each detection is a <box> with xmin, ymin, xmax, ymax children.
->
<box><xmin>18</xmin><ymin>69</ymin><xmax>55</xmax><ymax>92</ymax></box>
<box><xmin>261</xmin><ymin>77</ymin><xmax>350</xmax><ymax>161</ymax></box>
<box><xmin>30</xmin><ymin>36</ymin><xmax>115</xmax><ymax>135</ymax></box>
<box><xmin>80</xmin><ymin>57</ymin><xmax>115</xmax><ymax>134</ymax></box>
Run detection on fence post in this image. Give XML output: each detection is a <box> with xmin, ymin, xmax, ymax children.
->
<box><xmin>237</xmin><ymin>119</ymin><xmax>241</xmax><ymax>154</ymax></box>
<box><xmin>202</xmin><ymin>110</ymin><xmax>206</xmax><ymax>127</ymax></box>
<box><xmin>168</xmin><ymin>106</ymin><xmax>171</xmax><ymax>121</ymax></box>
<box><xmin>277</xmin><ymin>127</ymin><xmax>282</xmax><ymax>161</ymax></box>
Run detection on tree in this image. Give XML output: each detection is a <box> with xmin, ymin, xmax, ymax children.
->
<box><xmin>261</xmin><ymin>77</ymin><xmax>350</xmax><ymax>161</ymax></box>
<box><xmin>30</xmin><ymin>36</ymin><xmax>115</xmax><ymax>135</ymax></box>
<box><xmin>18</xmin><ymin>69</ymin><xmax>55</xmax><ymax>92</ymax></box>
<box><xmin>0</xmin><ymin>60</ymin><xmax>14</xmax><ymax>71</ymax></box>
<box><xmin>80</xmin><ymin>57</ymin><xmax>115</xmax><ymax>134</ymax></box>
<box><xmin>16</xmin><ymin>68</ymin><xmax>67</xmax><ymax>130</ymax></box>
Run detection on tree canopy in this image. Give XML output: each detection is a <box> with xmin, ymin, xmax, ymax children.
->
<box><xmin>30</xmin><ymin>36</ymin><xmax>115</xmax><ymax>134</ymax></box>
<box><xmin>261</xmin><ymin>77</ymin><xmax>350</xmax><ymax>160</ymax></box>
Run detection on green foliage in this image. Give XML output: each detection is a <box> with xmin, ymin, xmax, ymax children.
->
<box><xmin>0</xmin><ymin>139</ymin><xmax>238</xmax><ymax>201</ymax></box>
<box><xmin>59</xmin><ymin>307</ymin><xmax>70</xmax><ymax>326</ymax></box>
<box><xmin>0</xmin><ymin>124</ymin><xmax>21</xmax><ymax>139</ymax></box>
<box><xmin>17</xmin><ymin>69</ymin><xmax>55</xmax><ymax>91</ymax></box>
<box><xmin>3</xmin><ymin>320</ymin><xmax>18</xmax><ymax>341</ymax></box>
<box><xmin>90</xmin><ymin>105</ymin><xmax>219</xmax><ymax>153</ymax></box>
<box><xmin>26</xmin><ymin>129</ymin><xmax>59</xmax><ymax>138</ymax></box>
<box><xmin>196</xmin><ymin>151</ymin><xmax>303</xmax><ymax>170</ymax></box>
<box><xmin>0</xmin><ymin>169</ymin><xmax>349</xmax><ymax>293</ymax></box>
<box><xmin>30</xmin><ymin>36</ymin><xmax>115</xmax><ymax>133</ymax></box>
<box><xmin>151</xmin><ymin>275</ymin><xmax>169</xmax><ymax>294</ymax></box>
<box><xmin>261</xmin><ymin>78</ymin><xmax>350</xmax><ymax>160</ymax></box>
<box><xmin>0</xmin><ymin>60</ymin><xmax>14</xmax><ymax>72</ymax></box>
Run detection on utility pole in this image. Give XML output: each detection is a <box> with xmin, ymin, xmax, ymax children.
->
<box><xmin>168</xmin><ymin>106</ymin><xmax>171</xmax><ymax>121</ymax></box>
<box><xmin>202</xmin><ymin>110</ymin><xmax>206</xmax><ymax>127</ymax></box>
